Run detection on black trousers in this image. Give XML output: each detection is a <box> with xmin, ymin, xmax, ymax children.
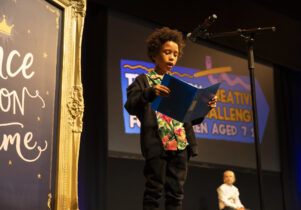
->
<box><xmin>143</xmin><ymin>149</ymin><xmax>189</xmax><ymax>210</ymax></box>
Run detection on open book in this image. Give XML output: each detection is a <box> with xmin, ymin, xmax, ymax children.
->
<box><xmin>151</xmin><ymin>74</ymin><xmax>221</xmax><ymax>122</ymax></box>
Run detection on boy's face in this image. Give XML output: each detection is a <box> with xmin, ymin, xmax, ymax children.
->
<box><xmin>153</xmin><ymin>41</ymin><xmax>179</xmax><ymax>75</ymax></box>
<box><xmin>223</xmin><ymin>171</ymin><xmax>235</xmax><ymax>185</ymax></box>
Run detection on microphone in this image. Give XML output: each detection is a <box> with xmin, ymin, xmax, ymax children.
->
<box><xmin>187</xmin><ymin>14</ymin><xmax>218</xmax><ymax>41</ymax></box>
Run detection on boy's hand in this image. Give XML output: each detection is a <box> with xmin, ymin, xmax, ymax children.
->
<box><xmin>208</xmin><ymin>95</ymin><xmax>218</xmax><ymax>109</ymax></box>
<box><xmin>152</xmin><ymin>85</ymin><xmax>170</xmax><ymax>97</ymax></box>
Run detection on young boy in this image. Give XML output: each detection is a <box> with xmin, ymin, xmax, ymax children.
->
<box><xmin>125</xmin><ymin>27</ymin><xmax>217</xmax><ymax>210</ymax></box>
<box><xmin>217</xmin><ymin>170</ymin><xmax>247</xmax><ymax>210</ymax></box>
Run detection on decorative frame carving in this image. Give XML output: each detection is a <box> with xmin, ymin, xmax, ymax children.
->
<box><xmin>49</xmin><ymin>0</ymin><xmax>86</xmax><ymax>209</ymax></box>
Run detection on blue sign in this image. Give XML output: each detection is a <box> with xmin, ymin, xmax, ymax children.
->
<box><xmin>121</xmin><ymin>59</ymin><xmax>269</xmax><ymax>143</ymax></box>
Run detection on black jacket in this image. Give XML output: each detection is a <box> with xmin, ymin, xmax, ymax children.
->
<box><xmin>124</xmin><ymin>74</ymin><xmax>203</xmax><ymax>160</ymax></box>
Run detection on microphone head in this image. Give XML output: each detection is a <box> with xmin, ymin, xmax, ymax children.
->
<box><xmin>208</xmin><ymin>14</ymin><xmax>218</xmax><ymax>24</ymax></box>
<box><xmin>187</xmin><ymin>14</ymin><xmax>218</xmax><ymax>41</ymax></box>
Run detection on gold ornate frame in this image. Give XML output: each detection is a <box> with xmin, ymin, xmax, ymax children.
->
<box><xmin>48</xmin><ymin>0</ymin><xmax>86</xmax><ymax>209</ymax></box>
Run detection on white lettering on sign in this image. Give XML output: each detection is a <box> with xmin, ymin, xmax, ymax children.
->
<box><xmin>0</xmin><ymin>45</ymin><xmax>48</xmax><ymax>163</ymax></box>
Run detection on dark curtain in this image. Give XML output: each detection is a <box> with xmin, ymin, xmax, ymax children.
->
<box><xmin>78</xmin><ymin>2</ymin><xmax>108</xmax><ymax>210</ymax></box>
<box><xmin>275</xmin><ymin>65</ymin><xmax>301</xmax><ymax>210</ymax></box>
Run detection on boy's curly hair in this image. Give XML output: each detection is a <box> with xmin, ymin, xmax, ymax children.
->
<box><xmin>146</xmin><ymin>27</ymin><xmax>185</xmax><ymax>62</ymax></box>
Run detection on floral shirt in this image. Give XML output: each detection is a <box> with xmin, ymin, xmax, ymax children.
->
<box><xmin>145</xmin><ymin>71</ymin><xmax>189</xmax><ymax>151</ymax></box>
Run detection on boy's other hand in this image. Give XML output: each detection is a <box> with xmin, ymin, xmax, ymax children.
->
<box><xmin>208</xmin><ymin>95</ymin><xmax>218</xmax><ymax>109</ymax></box>
<box><xmin>152</xmin><ymin>85</ymin><xmax>170</xmax><ymax>97</ymax></box>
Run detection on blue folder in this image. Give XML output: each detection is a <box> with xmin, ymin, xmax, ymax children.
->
<box><xmin>151</xmin><ymin>74</ymin><xmax>221</xmax><ymax>122</ymax></box>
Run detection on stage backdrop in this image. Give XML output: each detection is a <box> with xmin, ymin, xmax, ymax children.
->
<box><xmin>107</xmin><ymin>10</ymin><xmax>280</xmax><ymax>171</ymax></box>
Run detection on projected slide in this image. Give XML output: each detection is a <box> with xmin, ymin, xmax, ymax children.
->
<box><xmin>121</xmin><ymin>59</ymin><xmax>269</xmax><ymax>143</ymax></box>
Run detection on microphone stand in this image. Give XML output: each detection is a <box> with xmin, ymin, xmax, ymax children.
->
<box><xmin>195</xmin><ymin>26</ymin><xmax>276</xmax><ymax>210</ymax></box>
